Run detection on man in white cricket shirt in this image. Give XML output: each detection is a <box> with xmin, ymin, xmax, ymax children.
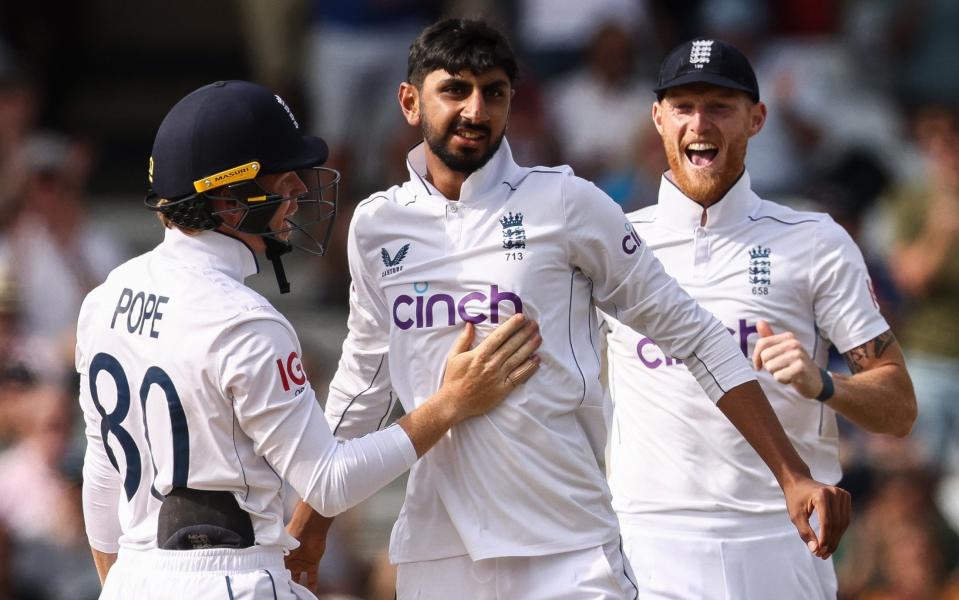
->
<box><xmin>299</xmin><ymin>20</ymin><xmax>850</xmax><ymax>599</ymax></box>
<box><xmin>603</xmin><ymin>40</ymin><xmax>917</xmax><ymax>599</ymax></box>
<box><xmin>77</xmin><ymin>80</ymin><xmax>542</xmax><ymax>600</ymax></box>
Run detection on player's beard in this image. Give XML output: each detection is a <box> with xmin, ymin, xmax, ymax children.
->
<box><xmin>422</xmin><ymin>115</ymin><xmax>504</xmax><ymax>175</ymax></box>
<box><xmin>664</xmin><ymin>136</ymin><xmax>748</xmax><ymax>205</ymax></box>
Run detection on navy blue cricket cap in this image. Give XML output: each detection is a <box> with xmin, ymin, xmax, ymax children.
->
<box><xmin>149</xmin><ymin>80</ymin><xmax>328</xmax><ymax>199</ymax></box>
<box><xmin>654</xmin><ymin>39</ymin><xmax>759</xmax><ymax>102</ymax></box>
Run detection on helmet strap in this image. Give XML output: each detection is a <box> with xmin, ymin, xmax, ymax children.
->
<box><xmin>264</xmin><ymin>237</ymin><xmax>293</xmax><ymax>294</ymax></box>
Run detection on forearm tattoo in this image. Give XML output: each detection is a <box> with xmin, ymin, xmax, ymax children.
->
<box><xmin>842</xmin><ymin>330</ymin><xmax>896</xmax><ymax>374</ymax></box>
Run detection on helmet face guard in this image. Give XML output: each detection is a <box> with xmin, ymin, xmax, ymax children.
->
<box><xmin>205</xmin><ymin>166</ymin><xmax>339</xmax><ymax>257</ymax></box>
<box><xmin>144</xmin><ymin>164</ymin><xmax>339</xmax><ymax>294</ymax></box>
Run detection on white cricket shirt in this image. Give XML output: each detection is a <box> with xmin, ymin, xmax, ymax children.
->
<box><xmin>604</xmin><ymin>172</ymin><xmax>889</xmax><ymax>516</ymax></box>
<box><xmin>325</xmin><ymin>140</ymin><xmax>755</xmax><ymax>562</ymax></box>
<box><xmin>77</xmin><ymin>229</ymin><xmax>417</xmax><ymax>554</ymax></box>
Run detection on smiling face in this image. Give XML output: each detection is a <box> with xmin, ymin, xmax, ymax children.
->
<box><xmin>399</xmin><ymin>67</ymin><xmax>512</xmax><ymax>191</ymax></box>
<box><xmin>653</xmin><ymin>83</ymin><xmax>766</xmax><ymax>206</ymax></box>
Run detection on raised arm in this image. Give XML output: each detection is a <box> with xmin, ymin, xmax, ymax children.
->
<box><xmin>753</xmin><ymin>322</ymin><xmax>916</xmax><ymax>437</ymax></box>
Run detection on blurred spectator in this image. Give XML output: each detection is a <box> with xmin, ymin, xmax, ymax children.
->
<box><xmin>365</xmin><ymin>548</ymin><xmax>397</xmax><ymax>600</ymax></box>
<box><xmin>891</xmin><ymin>0</ymin><xmax>959</xmax><ymax>106</ymax></box>
<box><xmin>806</xmin><ymin>148</ymin><xmax>902</xmax><ymax>326</ymax></box>
<box><xmin>548</xmin><ymin>21</ymin><xmax>652</xmax><ymax>182</ymax></box>
<box><xmin>0</xmin><ymin>361</ymin><xmax>36</xmax><ymax>451</ymax></box>
<box><xmin>700</xmin><ymin>1</ymin><xmax>907</xmax><ymax>199</ymax></box>
<box><xmin>0</xmin><ymin>58</ymin><xmax>39</xmax><ymax>224</ymax></box>
<box><xmin>0</xmin><ymin>372</ymin><xmax>99</xmax><ymax>600</ymax></box>
<box><xmin>595</xmin><ymin>116</ymin><xmax>667</xmax><ymax>212</ymax></box>
<box><xmin>884</xmin><ymin>105</ymin><xmax>959</xmax><ymax>473</ymax></box>
<box><xmin>0</xmin><ymin>518</ymin><xmax>30</xmax><ymax>600</ymax></box>
<box><xmin>837</xmin><ymin>469</ymin><xmax>959</xmax><ymax>599</ymax></box>
<box><xmin>303</xmin><ymin>0</ymin><xmax>439</xmax><ymax>192</ymax></box>
<box><xmin>503</xmin><ymin>77</ymin><xmax>560</xmax><ymax>169</ymax></box>
<box><xmin>0</xmin><ymin>132</ymin><xmax>125</xmax><ymax>370</ymax></box>
<box><xmin>0</xmin><ymin>377</ymin><xmax>77</xmax><ymax>543</ymax></box>
<box><xmin>235</xmin><ymin>0</ymin><xmax>306</xmax><ymax>102</ymax></box>
<box><xmin>302</xmin><ymin>1</ymin><xmax>440</xmax><ymax>306</ymax></box>
<box><xmin>516</xmin><ymin>0</ymin><xmax>650</xmax><ymax>80</ymax></box>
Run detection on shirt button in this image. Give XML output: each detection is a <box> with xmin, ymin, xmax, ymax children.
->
<box><xmin>449</xmin><ymin>204</ymin><xmax>458</xmax><ymax>213</ymax></box>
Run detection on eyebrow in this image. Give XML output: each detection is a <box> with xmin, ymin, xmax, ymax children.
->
<box><xmin>436</xmin><ymin>75</ymin><xmax>510</xmax><ymax>89</ymax></box>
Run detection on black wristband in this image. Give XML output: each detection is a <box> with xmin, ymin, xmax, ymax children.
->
<box><xmin>816</xmin><ymin>368</ymin><xmax>834</xmax><ymax>402</ymax></box>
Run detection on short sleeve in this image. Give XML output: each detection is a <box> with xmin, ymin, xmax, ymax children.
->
<box><xmin>811</xmin><ymin>218</ymin><xmax>889</xmax><ymax>353</ymax></box>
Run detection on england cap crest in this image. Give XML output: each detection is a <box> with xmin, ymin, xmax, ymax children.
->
<box><xmin>654</xmin><ymin>39</ymin><xmax>759</xmax><ymax>102</ymax></box>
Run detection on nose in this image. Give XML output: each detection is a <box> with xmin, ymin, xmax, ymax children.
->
<box><xmin>286</xmin><ymin>172</ymin><xmax>308</xmax><ymax>197</ymax></box>
<box><xmin>687</xmin><ymin>106</ymin><xmax>710</xmax><ymax>133</ymax></box>
<box><xmin>461</xmin><ymin>90</ymin><xmax>489</xmax><ymax>123</ymax></box>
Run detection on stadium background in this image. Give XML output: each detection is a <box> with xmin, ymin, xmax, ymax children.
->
<box><xmin>1</xmin><ymin>0</ymin><xmax>958</xmax><ymax>598</ymax></box>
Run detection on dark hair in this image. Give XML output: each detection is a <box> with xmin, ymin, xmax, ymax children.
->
<box><xmin>407</xmin><ymin>18</ymin><xmax>518</xmax><ymax>87</ymax></box>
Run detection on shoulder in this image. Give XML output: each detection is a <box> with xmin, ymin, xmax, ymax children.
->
<box><xmin>625</xmin><ymin>205</ymin><xmax>657</xmax><ymax>224</ymax></box>
<box><xmin>355</xmin><ymin>185</ymin><xmax>403</xmax><ymax>215</ymax></box>
<box><xmin>350</xmin><ymin>185</ymin><xmax>406</xmax><ymax>236</ymax></box>
<box><xmin>752</xmin><ymin>200</ymin><xmax>862</xmax><ymax>258</ymax></box>
<box><xmin>750</xmin><ymin>199</ymin><xmax>832</xmax><ymax>229</ymax></box>
<box><xmin>501</xmin><ymin>163</ymin><xmax>574</xmax><ymax>195</ymax></box>
<box><xmin>79</xmin><ymin>252</ymin><xmax>150</xmax><ymax>315</ymax></box>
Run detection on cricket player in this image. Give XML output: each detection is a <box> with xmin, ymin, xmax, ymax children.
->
<box><xmin>77</xmin><ymin>80</ymin><xmax>541</xmax><ymax>600</ymax></box>
<box><xmin>296</xmin><ymin>20</ymin><xmax>850</xmax><ymax>599</ymax></box>
<box><xmin>603</xmin><ymin>40</ymin><xmax>916</xmax><ymax>599</ymax></box>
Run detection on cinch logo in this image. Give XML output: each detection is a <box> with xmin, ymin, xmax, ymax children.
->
<box><xmin>622</xmin><ymin>222</ymin><xmax>642</xmax><ymax>255</ymax></box>
<box><xmin>392</xmin><ymin>283</ymin><xmax>524</xmax><ymax>330</ymax></box>
<box><xmin>634</xmin><ymin>319</ymin><xmax>758</xmax><ymax>368</ymax></box>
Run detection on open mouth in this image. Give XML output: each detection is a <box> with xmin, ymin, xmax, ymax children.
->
<box><xmin>452</xmin><ymin>125</ymin><xmax>489</xmax><ymax>146</ymax></box>
<box><xmin>685</xmin><ymin>142</ymin><xmax>719</xmax><ymax>167</ymax></box>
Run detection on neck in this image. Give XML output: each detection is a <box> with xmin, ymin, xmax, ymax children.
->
<box><xmin>664</xmin><ymin>168</ymin><xmax>743</xmax><ymax>210</ymax></box>
<box><xmin>424</xmin><ymin>150</ymin><xmax>467</xmax><ymax>200</ymax></box>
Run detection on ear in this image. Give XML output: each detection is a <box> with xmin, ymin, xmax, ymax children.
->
<box><xmin>651</xmin><ymin>101</ymin><xmax>665</xmax><ymax>136</ymax></box>
<box><xmin>747</xmin><ymin>101</ymin><xmax>767</xmax><ymax>138</ymax></box>
<box><xmin>398</xmin><ymin>82</ymin><xmax>421</xmax><ymax>127</ymax></box>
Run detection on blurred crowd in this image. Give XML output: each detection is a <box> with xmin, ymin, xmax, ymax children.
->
<box><xmin>1</xmin><ymin>0</ymin><xmax>958</xmax><ymax>598</ymax></box>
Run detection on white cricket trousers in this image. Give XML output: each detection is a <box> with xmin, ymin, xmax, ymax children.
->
<box><xmin>99</xmin><ymin>545</ymin><xmax>316</xmax><ymax>600</ymax></box>
<box><xmin>395</xmin><ymin>538</ymin><xmax>638</xmax><ymax>599</ymax></box>
<box><xmin>619</xmin><ymin>511</ymin><xmax>837</xmax><ymax>600</ymax></box>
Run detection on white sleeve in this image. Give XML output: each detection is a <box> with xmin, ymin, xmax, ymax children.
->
<box><xmin>811</xmin><ymin>217</ymin><xmax>890</xmax><ymax>352</ymax></box>
<box><xmin>77</xmin><ymin>345</ymin><xmax>123</xmax><ymax>553</ymax></box>
<box><xmin>219</xmin><ymin>318</ymin><xmax>416</xmax><ymax>517</ymax></box>
<box><xmin>564</xmin><ymin>175</ymin><xmax>754</xmax><ymax>402</ymax></box>
<box><xmin>324</xmin><ymin>210</ymin><xmax>397</xmax><ymax>440</ymax></box>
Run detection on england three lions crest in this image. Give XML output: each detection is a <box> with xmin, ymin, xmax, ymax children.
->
<box><xmin>501</xmin><ymin>212</ymin><xmax>526</xmax><ymax>249</ymax></box>
<box><xmin>748</xmin><ymin>245</ymin><xmax>771</xmax><ymax>294</ymax></box>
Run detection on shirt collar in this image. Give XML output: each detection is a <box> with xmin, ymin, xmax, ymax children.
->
<box><xmin>405</xmin><ymin>138</ymin><xmax>516</xmax><ymax>202</ymax></box>
<box><xmin>656</xmin><ymin>170</ymin><xmax>761</xmax><ymax>230</ymax></box>
<box><xmin>156</xmin><ymin>227</ymin><xmax>259</xmax><ymax>281</ymax></box>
